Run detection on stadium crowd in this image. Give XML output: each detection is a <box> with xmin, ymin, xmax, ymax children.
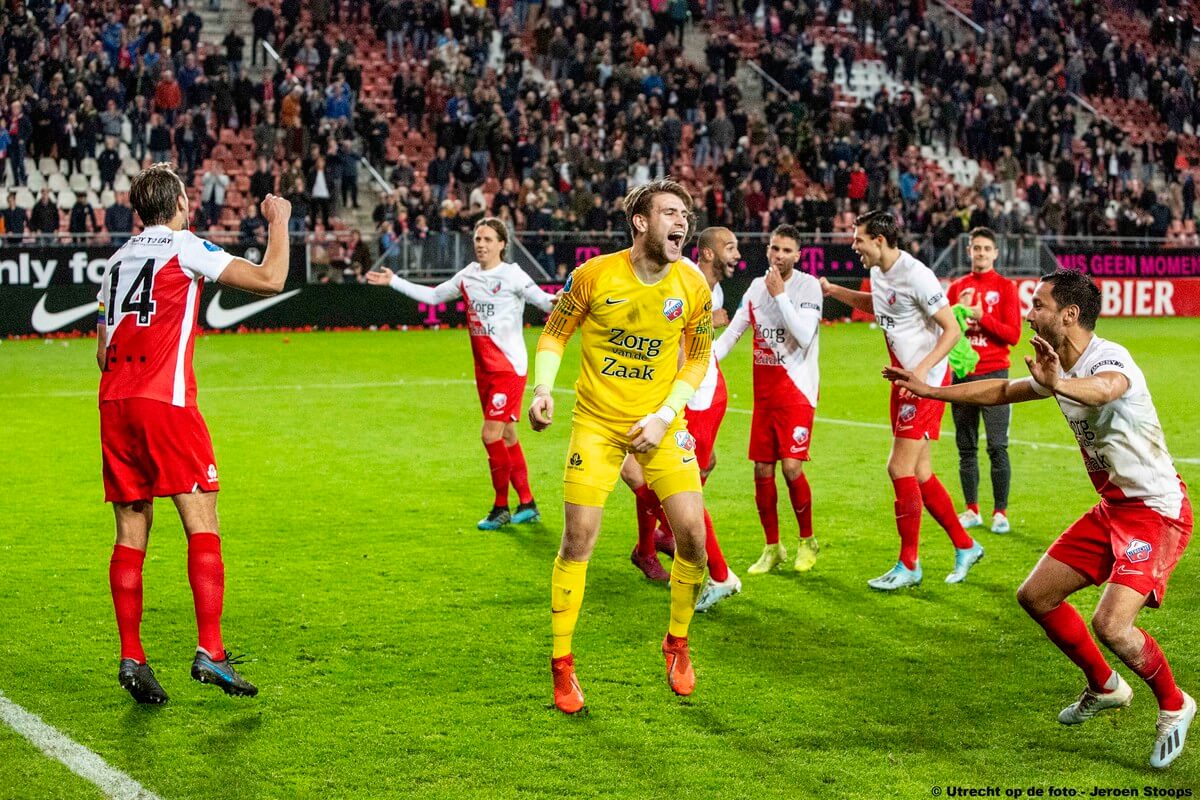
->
<box><xmin>2</xmin><ymin>0</ymin><xmax>1200</xmax><ymax>264</ymax></box>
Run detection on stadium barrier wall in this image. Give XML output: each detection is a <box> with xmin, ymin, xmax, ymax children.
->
<box><xmin>4</xmin><ymin>243</ymin><xmax>1200</xmax><ymax>336</ymax></box>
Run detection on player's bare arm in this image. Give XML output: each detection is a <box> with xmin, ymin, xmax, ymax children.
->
<box><xmin>884</xmin><ymin>365</ymin><xmax>1045</xmax><ymax>406</ymax></box>
<box><xmin>898</xmin><ymin>304</ymin><xmax>961</xmax><ymax>399</ymax></box>
<box><xmin>819</xmin><ymin>276</ymin><xmax>874</xmax><ymax>313</ymax></box>
<box><xmin>218</xmin><ymin>194</ymin><xmax>292</xmax><ymax>295</ymax></box>
<box><xmin>1026</xmin><ymin>335</ymin><xmax>1130</xmax><ymax>406</ymax></box>
<box><xmin>95</xmin><ymin>321</ymin><xmax>107</xmax><ymax>372</ymax></box>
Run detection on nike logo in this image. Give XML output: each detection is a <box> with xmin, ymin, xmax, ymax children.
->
<box><xmin>1115</xmin><ymin>565</ymin><xmax>1144</xmax><ymax>576</ymax></box>
<box><xmin>682</xmin><ymin>456</ymin><xmax>696</xmax><ymax>463</ymax></box>
<box><xmin>605</xmin><ymin>298</ymin><xmax>627</xmax><ymax>305</ymax></box>
<box><xmin>31</xmin><ymin>296</ymin><xmax>97</xmax><ymax>333</ymax></box>
<box><xmin>205</xmin><ymin>289</ymin><xmax>302</xmax><ymax>329</ymax></box>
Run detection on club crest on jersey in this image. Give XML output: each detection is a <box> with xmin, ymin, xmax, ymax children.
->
<box><xmin>489</xmin><ymin>281</ymin><xmax>502</xmax><ymax>295</ymax></box>
<box><xmin>886</xmin><ymin>290</ymin><xmax>897</xmax><ymax>305</ymax></box>
<box><xmin>898</xmin><ymin>403</ymin><xmax>917</xmax><ymax>423</ymax></box>
<box><xmin>491</xmin><ymin>392</ymin><xmax>507</xmax><ymax>409</ymax></box>
<box><xmin>985</xmin><ymin>290</ymin><xmax>1000</xmax><ymax>306</ymax></box>
<box><xmin>674</xmin><ymin>431</ymin><xmax>696</xmax><ymax>452</ymax></box>
<box><xmin>663</xmin><ymin>297</ymin><xmax>684</xmax><ymax>322</ymax></box>
<box><xmin>792</xmin><ymin>426</ymin><xmax>810</xmax><ymax>445</ymax></box>
<box><xmin>207</xmin><ymin>464</ymin><xmax>218</xmax><ymax>482</ymax></box>
<box><xmin>1125</xmin><ymin>539</ymin><xmax>1153</xmax><ymax>564</ymax></box>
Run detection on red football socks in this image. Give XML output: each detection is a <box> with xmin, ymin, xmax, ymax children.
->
<box><xmin>1035</xmin><ymin>603</ymin><xmax>1114</xmax><ymax>693</ymax></box>
<box><xmin>754</xmin><ymin>476</ymin><xmax>779</xmax><ymax>545</ymax></box>
<box><xmin>786</xmin><ymin>472</ymin><xmax>813</xmax><ymax>539</ymax></box>
<box><xmin>109</xmin><ymin>545</ymin><xmax>146</xmax><ymax>663</ymax></box>
<box><xmin>506</xmin><ymin>442</ymin><xmax>534</xmax><ymax>505</ymax></box>
<box><xmin>893</xmin><ymin>476</ymin><xmax>922</xmax><ymax>569</ymax></box>
<box><xmin>703</xmin><ymin>508</ymin><xmax>729</xmax><ymax>583</ymax></box>
<box><xmin>634</xmin><ymin>485</ymin><xmax>660</xmax><ymax>558</ymax></box>
<box><xmin>967</xmin><ymin>502</ymin><xmax>980</xmax><ymax>514</ymax></box>
<box><xmin>483</xmin><ymin>440</ymin><xmax>511</xmax><ymax>507</ymax></box>
<box><xmin>187</xmin><ymin>532</ymin><xmax>225</xmax><ymax>657</ymax></box>
<box><xmin>920</xmin><ymin>474</ymin><xmax>974</xmax><ymax>549</ymax></box>
<box><xmin>1130</xmin><ymin>628</ymin><xmax>1185</xmax><ymax>711</ymax></box>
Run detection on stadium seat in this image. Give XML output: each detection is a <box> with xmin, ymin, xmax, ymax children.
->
<box><xmin>56</xmin><ymin>189</ymin><xmax>75</xmax><ymax>209</ymax></box>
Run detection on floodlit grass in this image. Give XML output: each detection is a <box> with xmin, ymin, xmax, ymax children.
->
<box><xmin>1</xmin><ymin>319</ymin><xmax>1198</xmax><ymax>799</ymax></box>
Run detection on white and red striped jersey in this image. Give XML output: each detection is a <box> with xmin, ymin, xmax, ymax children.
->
<box><xmin>685</xmin><ymin>260</ymin><xmax>723</xmax><ymax>412</ymax></box>
<box><xmin>390</xmin><ymin>261</ymin><xmax>555</xmax><ymax>375</ymax></box>
<box><xmin>714</xmin><ymin>270</ymin><xmax>822</xmax><ymax>408</ymax></box>
<box><xmin>1027</xmin><ymin>336</ymin><xmax>1186</xmax><ymax>519</ymax></box>
<box><xmin>871</xmin><ymin>251</ymin><xmax>950</xmax><ymax>385</ymax></box>
<box><xmin>98</xmin><ymin>226</ymin><xmax>233</xmax><ymax>407</ymax></box>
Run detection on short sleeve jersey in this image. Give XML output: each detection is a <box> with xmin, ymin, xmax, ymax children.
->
<box><xmin>1028</xmin><ymin>336</ymin><xmax>1185</xmax><ymax>518</ymax></box>
<box><xmin>98</xmin><ymin>226</ymin><xmax>233</xmax><ymax>407</ymax></box>
<box><xmin>871</xmin><ymin>251</ymin><xmax>950</xmax><ymax>385</ymax></box>
<box><xmin>543</xmin><ymin>249</ymin><xmax>713</xmax><ymax>428</ymax></box>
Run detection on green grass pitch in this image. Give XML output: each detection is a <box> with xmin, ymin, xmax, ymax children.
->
<box><xmin>1</xmin><ymin>319</ymin><xmax>1198</xmax><ymax>799</ymax></box>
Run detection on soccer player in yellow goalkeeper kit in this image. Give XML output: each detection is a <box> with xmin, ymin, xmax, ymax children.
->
<box><xmin>528</xmin><ymin>179</ymin><xmax>714</xmax><ymax>714</ymax></box>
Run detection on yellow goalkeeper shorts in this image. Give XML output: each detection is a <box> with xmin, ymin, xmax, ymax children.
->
<box><xmin>561</xmin><ymin>414</ymin><xmax>702</xmax><ymax>507</ymax></box>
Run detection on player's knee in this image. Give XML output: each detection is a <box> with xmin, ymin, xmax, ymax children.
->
<box><xmin>1016</xmin><ymin>581</ymin><xmax>1051</xmax><ymax>617</ymax></box>
<box><xmin>753</xmin><ymin>462</ymin><xmax>774</xmax><ymax>480</ymax></box>
<box><xmin>1090</xmin><ymin>610</ymin><xmax>1132</xmax><ymax>648</ymax></box>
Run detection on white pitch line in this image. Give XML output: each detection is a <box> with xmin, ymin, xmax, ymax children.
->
<box><xmin>0</xmin><ymin>689</ymin><xmax>162</xmax><ymax>800</ymax></box>
<box><xmin>7</xmin><ymin>378</ymin><xmax>1199</xmax><ymax>465</ymax></box>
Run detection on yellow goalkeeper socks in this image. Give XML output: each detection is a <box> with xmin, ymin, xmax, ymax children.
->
<box><xmin>668</xmin><ymin>554</ymin><xmax>705</xmax><ymax>639</ymax></box>
<box><xmin>551</xmin><ymin>555</ymin><xmax>588</xmax><ymax>659</ymax></box>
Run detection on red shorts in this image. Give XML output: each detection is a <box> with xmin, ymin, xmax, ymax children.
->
<box><xmin>748</xmin><ymin>402</ymin><xmax>815</xmax><ymax>463</ymax></box>
<box><xmin>1048</xmin><ymin>492</ymin><xmax>1193</xmax><ymax>608</ymax></box>
<box><xmin>684</xmin><ymin>373</ymin><xmax>728</xmax><ymax>472</ymax></box>
<box><xmin>890</xmin><ymin>380</ymin><xmax>948</xmax><ymax>440</ymax></box>
<box><xmin>476</xmin><ymin>371</ymin><xmax>526</xmax><ymax>422</ymax></box>
<box><xmin>100</xmin><ymin>397</ymin><xmax>219</xmax><ymax>503</ymax></box>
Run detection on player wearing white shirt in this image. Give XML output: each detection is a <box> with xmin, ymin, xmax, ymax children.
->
<box><xmin>887</xmin><ymin>269</ymin><xmax>1195</xmax><ymax>769</ymax></box>
<box><xmin>822</xmin><ymin>210</ymin><xmax>983</xmax><ymax>590</ymax></box>
<box><xmin>97</xmin><ymin>163</ymin><xmax>292</xmax><ymax>705</ymax></box>
<box><xmin>712</xmin><ymin>225</ymin><xmax>823</xmax><ymax>578</ymax></box>
<box><xmin>367</xmin><ymin>218</ymin><xmax>557</xmax><ymax>530</ymax></box>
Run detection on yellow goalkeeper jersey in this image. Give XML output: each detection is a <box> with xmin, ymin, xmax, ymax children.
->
<box><xmin>538</xmin><ymin>248</ymin><xmax>713</xmax><ymax>428</ymax></box>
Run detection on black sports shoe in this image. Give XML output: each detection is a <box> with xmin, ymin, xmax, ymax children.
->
<box><xmin>512</xmin><ymin>501</ymin><xmax>541</xmax><ymax>524</ymax></box>
<box><xmin>191</xmin><ymin>649</ymin><xmax>259</xmax><ymax>697</ymax></box>
<box><xmin>118</xmin><ymin>659</ymin><xmax>169</xmax><ymax>705</ymax></box>
<box><xmin>477</xmin><ymin>505</ymin><xmax>512</xmax><ymax>530</ymax></box>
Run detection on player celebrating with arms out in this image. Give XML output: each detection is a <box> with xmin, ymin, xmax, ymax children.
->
<box><xmin>367</xmin><ymin>218</ymin><xmax>556</xmax><ymax>530</ymax></box>
<box><xmin>821</xmin><ymin>210</ymin><xmax>984</xmax><ymax>590</ymax></box>
<box><xmin>529</xmin><ymin>179</ymin><xmax>714</xmax><ymax>714</ymax></box>
<box><xmin>712</xmin><ymin>224</ymin><xmax>823</xmax><ymax>576</ymax></box>
<box><xmin>98</xmin><ymin>163</ymin><xmax>292</xmax><ymax>703</ymax></box>
<box><xmin>886</xmin><ymin>269</ymin><xmax>1194</xmax><ymax>768</ymax></box>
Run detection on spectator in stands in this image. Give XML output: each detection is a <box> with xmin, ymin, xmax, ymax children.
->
<box><xmin>105</xmin><ymin>192</ymin><xmax>134</xmax><ymax>246</ymax></box>
<box><xmin>202</xmin><ymin>162</ymin><xmax>230</xmax><ymax>230</ymax></box>
<box><xmin>338</xmin><ymin>139</ymin><xmax>361</xmax><ymax>210</ymax></box>
<box><xmin>426</xmin><ymin>146</ymin><xmax>452</xmax><ymax>203</ymax></box>
<box><xmin>68</xmin><ymin>193</ymin><xmax>97</xmax><ymax>243</ymax></box>
<box><xmin>98</xmin><ymin>137</ymin><xmax>122</xmax><ymax>192</ymax></box>
<box><xmin>2</xmin><ymin>194</ymin><xmax>28</xmax><ymax>244</ymax></box>
<box><xmin>8</xmin><ymin>101</ymin><xmax>30</xmax><ymax>185</ymax></box>
<box><xmin>224</xmin><ymin>27</ymin><xmax>245</xmax><ymax>81</ymax></box>
<box><xmin>251</xmin><ymin>1</ymin><xmax>276</xmax><ymax>66</ymax></box>
<box><xmin>31</xmin><ymin>189</ymin><xmax>59</xmax><ymax>242</ymax></box>
<box><xmin>154</xmin><ymin>70</ymin><xmax>183</xmax><ymax>126</ymax></box>
<box><xmin>127</xmin><ymin>96</ymin><xmax>150</xmax><ymax>162</ymax></box>
<box><xmin>240</xmin><ymin>203</ymin><xmax>268</xmax><ymax>245</ymax></box>
<box><xmin>286</xmin><ymin>176</ymin><xmax>311</xmax><ymax>236</ymax></box>
<box><xmin>147</xmin><ymin>113</ymin><xmax>172</xmax><ymax>165</ymax></box>
<box><xmin>250</xmin><ymin>157</ymin><xmax>275</xmax><ymax>206</ymax></box>
<box><xmin>452</xmin><ymin>145</ymin><xmax>484</xmax><ymax>192</ymax></box>
<box><xmin>0</xmin><ymin>122</ymin><xmax>9</xmax><ymax>185</ymax></box>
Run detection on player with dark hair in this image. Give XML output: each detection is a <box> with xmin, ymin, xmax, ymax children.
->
<box><xmin>368</xmin><ymin>217</ymin><xmax>557</xmax><ymax>529</ymax></box>
<box><xmin>947</xmin><ymin>227</ymin><xmax>1021</xmax><ymax>533</ymax></box>
<box><xmin>713</xmin><ymin>224</ymin><xmax>824</xmax><ymax>575</ymax></box>
<box><xmin>886</xmin><ymin>269</ymin><xmax>1194</xmax><ymax>768</ymax></box>
<box><xmin>822</xmin><ymin>210</ymin><xmax>984</xmax><ymax>590</ymax></box>
<box><xmin>98</xmin><ymin>163</ymin><xmax>291</xmax><ymax>703</ymax></box>
<box><xmin>529</xmin><ymin>179</ymin><xmax>714</xmax><ymax>713</ymax></box>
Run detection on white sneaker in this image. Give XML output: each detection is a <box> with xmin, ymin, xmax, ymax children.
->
<box><xmin>1058</xmin><ymin>673</ymin><xmax>1133</xmax><ymax>724</ymax></box>
<box><xmin>867</xmin><ymin>561</ymin><xmax>922</xmax><ymax>591</ymax></box>
<box><xmin>991</xmin><ymin>512</ymin><xmax>1011</xmax><ymax>534</ymax></box>
<box><xmin>747</xmin><ymin>543</ymin><xmax>787</xmax><ymax>575</ymax></box>
<box><xmin>695</xmin><ymin>571</ymin><xmax>742</xmax><ymax>612</ymax></box>
<box><xmin>958</xmin><ymin>509</ymin><xmax>983</xmax><ymax>529</ymax></box>
<box><xmin>1151</xmin><ymin>692</ymin><xmax>1197</xmax><ymax>768</ymax></box>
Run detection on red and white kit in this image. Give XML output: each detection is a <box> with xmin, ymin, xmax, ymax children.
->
<box><xmin>715</xmin><ymin>270</ymin><xmax>822</xmax><ymax>462</ymax></box>
<box><xmin>391</xmin><ymin>262</ymin><xmax>555</xmax><ymax>421</ymax></box>
<box><xmin>871</xmin><ymin>252</ymin><xmax>951</xmax><ymax>440</ymax></box>
<box><xmin>98</xmin><ymin>226</ymin><xmax>234</xmax><ymax>502</ymax></box>
<box><xmin>1030</xmin><ymin>336</ymin><xmax>1192</xmax><ymax>605</ymax></box>
<box><xmin>685</xmin><ymin>279</ymin><xmax>726</xmax><ymax>470</ymax></box>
